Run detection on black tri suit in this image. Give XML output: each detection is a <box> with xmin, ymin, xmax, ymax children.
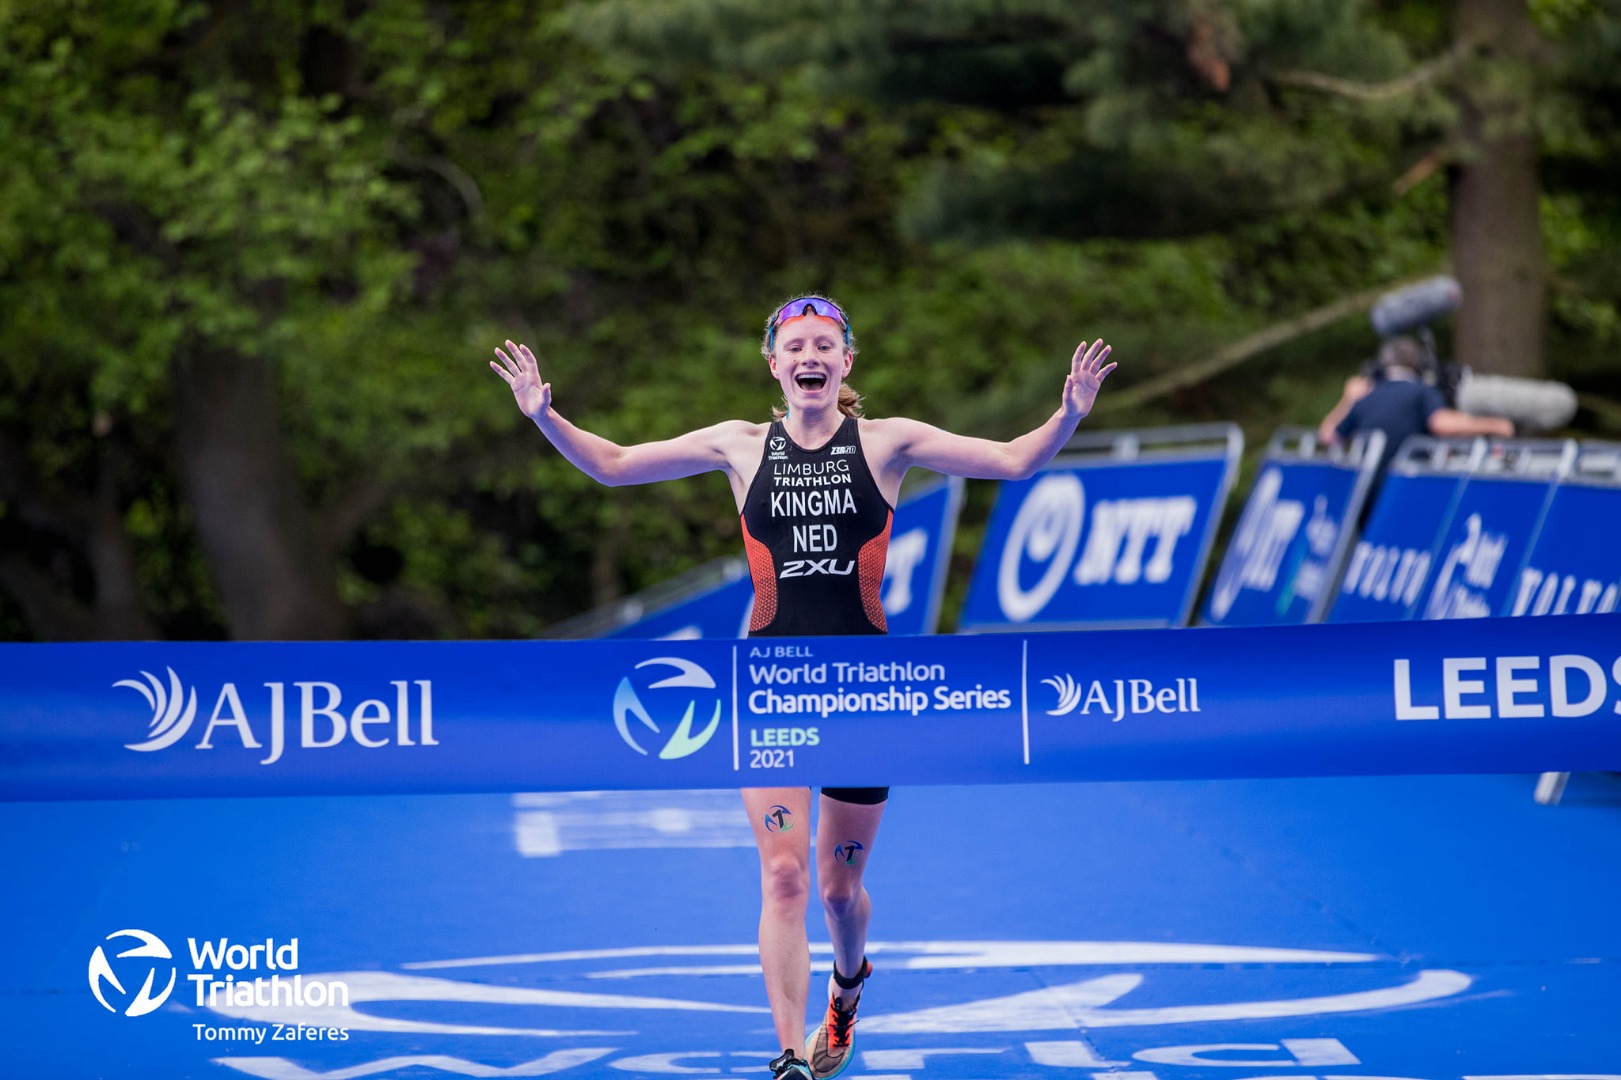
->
<box><xmin>740</xmin><ymin>416</ymin><xmax>892</xmax><ymax>804</ymax></box>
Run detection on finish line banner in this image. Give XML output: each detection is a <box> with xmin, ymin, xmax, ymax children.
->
<box><xmin>3</xmin><ymin>615</ymin><xmax>1620</xmax><ymax>801</ymax></box>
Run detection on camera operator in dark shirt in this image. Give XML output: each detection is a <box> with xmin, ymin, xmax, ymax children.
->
<box><xmin>1318</xmin><ymin>336</ymin><xmax>1513</xmax><ymax>475</ymax></box>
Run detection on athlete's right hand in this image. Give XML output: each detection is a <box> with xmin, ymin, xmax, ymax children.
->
<box><xmin>491</xmin><ymin>340</ymin><xmax>551</xmax><ymax>420</ymax></box>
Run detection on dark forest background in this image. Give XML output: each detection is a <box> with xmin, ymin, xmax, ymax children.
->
<box><xmin>3</xmin><ymin>0</ymin><xmax>1619</xmax><ymax>642</ymax></box>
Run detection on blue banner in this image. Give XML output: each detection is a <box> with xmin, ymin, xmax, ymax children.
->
<box><xmin>1327</xmin><ymin>470</ymin><xmax>1464</xmax><ymax>623</ymax></box>
<box><xmin>959</xmin><ymin>428</ymin><xmax>1239</xmax><ymax>631</ymax></box>
<box><xmin>1202</xmin><ymin>431</ymin><xmax>1380</xmax><ymax>627</ymax></box>
<box><xmin>1329</xmin><ymin>440</ymin><xmax>1577</xmax><ymax>623</ymax></box>
<box><xmin>1509</xmin><ymin>478</ymin><xmax>1621</xmax><ymax>617</ymax></box>
<box><xmin>1417</xmin><ymin>473</ymin><xmax>1560</xmax><ymax>620</ymax></box>
<box><xmin>604</xmin><ymin>574</ymin><xmax>754</xmax><ymax>640</ymax></box>
<box><xmin>606</xmin><ymin>478</ymin><xmax>963</xmax><ymax>639</ymax></box>
<box><xmin>876</xmin><ymin>477</ymin><xmax>963</xmax><ymax>636</ymax></box>
<box><xmin>6</xmin><ymin>615</ymin><xmax>1618</xmax><ymax>801</ymax></box>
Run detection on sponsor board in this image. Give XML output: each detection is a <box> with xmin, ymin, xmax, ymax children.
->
<box><xmin>4</xmin><ymin>616</ymin><xmax>1621</xmax><ymax>800</ymax></box>
<box><xmin>960</xmin><ymin>439</ymin><xmax>1237</xmax><ymax>631</ymax></box>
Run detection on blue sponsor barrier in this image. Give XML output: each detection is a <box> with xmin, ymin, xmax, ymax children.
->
<box><xmin>604</xmin><ymin>564</ymin><xmax>755</xmax><ymax>641</ymax></box>
<box><xmin>1416</xmin><ymin>440</ymin><xmax>1574</xmax><ymax>620</ymax></box>
<box><xmin>873</xmin><ymin>476</ymin><xmax>963</xmax><ymax>636</ymax></box>
<box><xmin>959</xmin><ymin>425</ymin><xmax>1241</xmax><ymax>631</ymax></box>
<box><xmin>1508</xmin><ymin>441</ymin><xmax>1621</xmax><ymax>618</ymax></box>
<box><xmin>1328</xmin><ymin>438</ymin><xmax>1576</xmax><ymax>623</ymax></box>
<box><xmin>5</xmin><ymin>614</ymin><xmax>1619</xmax><ymax>801</ymax></box>
<box><xmin>553</xmin><ymin>478</ymin><xmax>965</xmax><ymax>639</ymax></box>
<box><xmin>1328</xmin><ymin>438</ymin><xmax>1480</xmax><ymax>623</ymax></box>
<box><xmin>1201</xmin><ymin>427</ymin><xmax>1383</xmax><ymax>626</ymax></box>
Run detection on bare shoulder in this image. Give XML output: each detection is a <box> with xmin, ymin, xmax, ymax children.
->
<box><xmin>857</xmin><ymin>415</ymin><xmax>928</xmax><ymax>448</ymax></box>
<box><xmin>702</xmin><ymin>418</ymin><xmax>769</xmax><ymax>473</ymax></box>
<box><xmin>707</xmin><ymin>418</ymin><xmax>769</xmax><ymax>448</ymax></box>
<box><xmin>859</xmin><ymin>415</ymin><xmax>937</xmax><ymax>461</ymax></box>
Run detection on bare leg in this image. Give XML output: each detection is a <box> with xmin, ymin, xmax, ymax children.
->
<box><xmin>816</xmin><ymin>793</ymin><xmax>886</xmax><ymax>996</ymax></box>
<box><xmin>743</xmin><ymin>787</ymin><xmax>813</xmax><ymax>1056</ymax></box>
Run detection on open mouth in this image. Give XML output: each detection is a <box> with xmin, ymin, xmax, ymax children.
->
<box><xmin>795</xmin><ymin>373</ymin><xmax>828</xmax><ymax>391</ymax></box>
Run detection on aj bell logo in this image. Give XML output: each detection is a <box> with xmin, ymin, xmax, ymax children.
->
<box><xmin>613</xmin><ymin>657</ymin><xmax>723</xmax><ymax>760</ymax></box>
<box><xmin>114</xmin><ymin>667</ymin><xmax>438</xmax><ymax>764</ymax></box>
<box><xmin>1044</xmin><ymin>673</ymin><xmax>1201</xmax><ymax>721</ymax></box>
<box><xmin>89</xmin><ymin>929</ymin><xmax>176</xmax><ymax>1018</ymax></box>
<box><xmin>118</xmin><ymin>668</ymin><xmax>198</xmax><ymax>752</ymax></box>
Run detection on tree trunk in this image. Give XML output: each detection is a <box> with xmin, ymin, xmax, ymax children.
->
<box><xmin>171</xmin><ymin>346</ymin><xmax>347</xmax><ymax>640</ymax></box>
<box><xmin>0</xmin><ymin>427</ymin><xmax>157</xmax><ymax>640</ymax></box>
<box><xmin>1449</xmin><ymin>0</ymin><xmax>1547</xmax><ymax>378</ymax></box>
<box><xmin>83</xmin><ymin>444</ymin><xmax>158</xmax><ymax>638</ymax></box>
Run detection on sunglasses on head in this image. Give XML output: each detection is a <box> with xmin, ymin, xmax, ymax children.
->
<box><xmin>767</xmin><ymin>297</ymin><xmax>851</xmax><ymax>348</ymax></box>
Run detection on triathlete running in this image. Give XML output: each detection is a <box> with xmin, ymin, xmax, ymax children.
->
<box><xmin>492</xmin><ymin>295</ymin><xmax>1115</xmax><ymax>1078</ymax></box>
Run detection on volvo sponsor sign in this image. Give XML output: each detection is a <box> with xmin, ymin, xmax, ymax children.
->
<box><xmin>4</xmin><ymin>615</ymin><xmax>1619</xmax><ymax>800</ymax></box>
<box><xmin>958</xmin><ymin>425</ymin><xmax>1240</xmax><ymax>631</ymax></box>
<box><xmin>1327</xmin><ymin>438</ymin><xmax>1578</xmax><ymax>624</ymax></box>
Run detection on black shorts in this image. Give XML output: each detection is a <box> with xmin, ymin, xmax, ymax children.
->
<box><xmin>821</xmin><ymin>787</ymin><xmax>889</xmax><ymax>805</ymax></box>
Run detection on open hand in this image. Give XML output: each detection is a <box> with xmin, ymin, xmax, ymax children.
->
<box><xmin>1062</xmin><ymin>338</ymin><xmax>1116</xmax><ymax>419</ymax></box>
<box><xmin>1343</xmin><ymin>374</ymin><xmax>1374</xmax><ymax>402</ymax></box>
<box><xmin>491</xmin><ymin>340</ymin><xmax>551</xmax><ymax>420</ymax></box>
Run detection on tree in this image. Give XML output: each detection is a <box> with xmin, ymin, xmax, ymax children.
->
<box><xmin>0</xmin><ymin>0</ymin><xmax>915</xmax><ymax>640</ymax></box>
<box><xmin>575</xmin><ymin>0</ymin><xmax>1621</xmax><ymax>381</ymax></box>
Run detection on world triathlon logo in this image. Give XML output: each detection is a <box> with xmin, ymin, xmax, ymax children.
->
<box><xmin>612</xmin><ymin>657</ymin><xmax>723</xmax><ymax>760</ymax></box>
<box><xmin>88</xmin><ymin>929</ymin><xmax>177</xmax><ymax>1017</ymax></box>
<box><xmin>115</xmin><ymin>668</ymin><xmax>198</xmax><ymax>751</ymax></box>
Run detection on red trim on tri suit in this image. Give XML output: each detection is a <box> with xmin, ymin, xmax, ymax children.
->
<box><xmin>740</xmin><ymin>515</ymin><xmax>778</xmax><ymax>633</ymax></box>
<box><xmin>857</xmin><ymin>510</ymin><xmax>892</xmax><ymax>632</ymax></box>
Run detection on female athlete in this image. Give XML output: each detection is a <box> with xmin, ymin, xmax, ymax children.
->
<box><xmin>492</xmin><ymin>296</ymin><xmax>1115</xmax><ymax>1079</ymax></box>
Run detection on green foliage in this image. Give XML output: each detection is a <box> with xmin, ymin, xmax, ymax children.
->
<box><xmin>1</xmin><ymin>0</ymin><xmax>1618</xmax><ymax>640</ymax></box>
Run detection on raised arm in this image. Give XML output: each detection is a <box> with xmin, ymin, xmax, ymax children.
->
<box><xmin>491</xmin><ymin>340</ymin><xmax>755</xmax><ymax>487</ymax></box>
<box><xmin>1317</xmin><ymin>375</ymin><xmax>1373</xmax><ymax>447</ymax></box>
<box><xmin>871</xmin><ymin>338</ymin><xmax>1115</xmax><ymax>489</ymax></box>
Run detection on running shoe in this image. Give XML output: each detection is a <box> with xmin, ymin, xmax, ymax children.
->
<box><xmin>769</xmin><ymin>1050</ymin><xmax>814</xmax><ymax>1079</ymax></box>
<box><xmin>806</xmin><ymin>958</ymin><xmax>872</xmax><ymax>1079</ymax></box>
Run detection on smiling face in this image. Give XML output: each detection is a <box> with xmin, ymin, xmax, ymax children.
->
<box><xmin>768</xmin><ymin>314</ymin><xmax>852</xmax><ymax>414</ymax></box>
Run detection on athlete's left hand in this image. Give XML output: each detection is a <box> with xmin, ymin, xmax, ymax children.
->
<box><xmin>1061</xmin><ymin>339</ymin><xmax>1116</xmax><ymax>419</ymax></box>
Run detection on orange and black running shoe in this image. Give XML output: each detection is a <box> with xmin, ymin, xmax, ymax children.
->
<box><xmin>806</xmin><ymin>958</ymin><xmax>872</xmax><ymax>1079</ymax></box>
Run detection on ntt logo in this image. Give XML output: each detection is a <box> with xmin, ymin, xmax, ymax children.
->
<box><xmin>89</xmin><ymin>929</ymin><xmax>177</xmax><ymax>1018</ymax></box>
<box><xmin>612</xmin><ymin>657</ymin><xmax>723</xmax><ymax>760</ymax></box>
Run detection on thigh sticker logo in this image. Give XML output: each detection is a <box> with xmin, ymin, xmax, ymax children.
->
<box><xmin>89</xmin><ymin>929</ymin><xmax>177</xmax><ymax>1017</ymax></box>
<box><xmin>763</xmin><ymin>805</ymin><xmax>794</xmax><ymax>832</ymax></box>
<box><xmin>613</xmin><ymin>658</ymin><xmax>723</xmax><ymax>760</ymax></box>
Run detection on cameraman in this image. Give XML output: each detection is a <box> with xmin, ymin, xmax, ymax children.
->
<box><xmin>1318</xmin><ymin>336</ymin><xmax>1513</xmax><ymax>475</ymax></box>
